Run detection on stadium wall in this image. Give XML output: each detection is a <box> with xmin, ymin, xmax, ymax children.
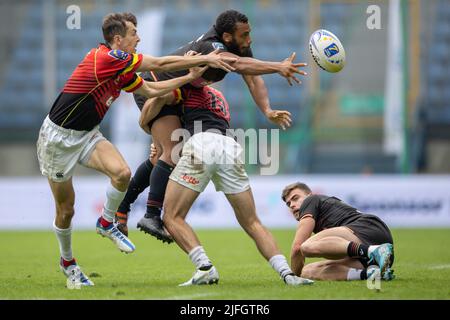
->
<box><xmin>1</xmin><ymin>175</ymin><xmax>449</xmax><ymax>230</ymax></box>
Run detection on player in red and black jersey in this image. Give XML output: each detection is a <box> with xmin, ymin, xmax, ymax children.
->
<box><xmin>115</xmin><ymin>10</ymin><xmax>308</xmax><ymax>242</ymax></box>
<box><xmin>37</xmin><ymin>12</ymin><xmax>236</xmax><ymax>287</ymax></box>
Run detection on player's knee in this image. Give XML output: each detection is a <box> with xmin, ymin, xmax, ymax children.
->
<box><xmin>113</xmin><ymin>166</ymin><xmax>131</xmax><ymax>186</ymax></box>
<box><xmin>302</xmin><ymin>262</ymin><xmax>329</xmax><ymax>280</ymax></box>
<box><xmin>56</xmin><ymin>203</ymin><xmax>75</xmax><ymax>221</ymax></box>
<box><xmin>301</xmin><ymin>264</ymin><xmax>319</xmax><ymax>280</ymax></box>
<box><xmin>300</xmin><ymin>241</ymin><xmax>318</xmax><ymax>257</ymax></box>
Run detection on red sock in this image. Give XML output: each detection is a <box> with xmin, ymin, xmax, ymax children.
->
<box><xmin>99</xmin><ymin>217</ymin><xmax>112</xmax><ymax>228</ymax></box>
<box><xmin>61</xmin><ymin>257</ymin><xmax>76</xmax><ymax>267</ymax></box>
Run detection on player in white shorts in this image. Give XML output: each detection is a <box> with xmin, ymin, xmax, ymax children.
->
<box><xmin>147</xmin><ymin>83</ymin><xmax>314</xmax><ymax>286</ymax></box>
<box><xmin>36</xmin><ymin>12</ymin><xmax>235</xmax><ymax>287</ymax></box>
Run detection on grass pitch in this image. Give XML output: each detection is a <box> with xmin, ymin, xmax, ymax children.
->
<box><xmin>0</xmin><ymin>229</ymin><xmax>449</xmax><ymax>299</ymax></box>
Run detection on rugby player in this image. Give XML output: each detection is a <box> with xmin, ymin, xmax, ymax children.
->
<box><xmin>282</xmin><ymin>182</ymin><xmax>395</xmax><ymax>281</ymax></box>
<box><xmin>115</xmin><ymin>10</ymin><xmax>306</xmax><ymax>242</ymax></box>
<box><xmin>36</xmin><ymin>12</ymin><xmax>235</xmax><ymax>287</ymax></box>
<box><xmin>147</xmin><ymin>76</ymin><xmax>313</xmax><ymax>286</ymax></box>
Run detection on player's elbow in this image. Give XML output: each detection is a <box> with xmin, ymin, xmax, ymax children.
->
<box><xmin>138</xmin><ymin>115</ymin><xmax>147</xmax><ymax>129</ymax></box>
<box><xmin>141</xmin><ymin>84</ymin><xmax>159</xmax><ymax>99</ymax></box>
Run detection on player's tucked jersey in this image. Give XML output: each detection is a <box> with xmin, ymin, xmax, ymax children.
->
<box><xmin>152</xmin><ymin>26</ymin><xmax>253</xmax><ymax>88</ymax></box>
<box><xmin>49</xmin><ymin>44</ymin><xmax>143</xmax><ymax>131</ymax></box>
<box><xmin>298</xmin><ymin>195</ymin><xmax>380</xmax><ymax>234</ymax></box>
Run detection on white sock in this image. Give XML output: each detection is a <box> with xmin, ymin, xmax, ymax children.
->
<box><xmin>188</xmin><ymin>246</ymin><xmax>212</xmax><ymax>269</ymax></box>
<box><xmin>102</xmin><ymin>184</ymin><xmax>127</xmax><ymax>222</ymax></box>
<box><xmin>269</xmin><ymin>254</ymin><xmax>293</xmax><ymax>279</ymax></box>
<box><xmin>347</xmin><ymin>268</ymin><xmax>363</xmax><ymax>281</ymax></box>
<box><xmin>53</xmin><ymin>220</ymin><xmax>73</xmax><ymax>262</ymax></box>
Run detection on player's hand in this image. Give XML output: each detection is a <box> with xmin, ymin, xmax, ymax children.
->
<box><xmin>278</xmin><ymin>52</ymin><xmax>307</xmax><ymax>86</ymax></box>
<box><xmin>205</xmin><ymin>48</ymin><xmax>237</xmax><ymax>72</ymax></box>
<box><xmin>185</xmin><ymin>50</ymin><xmax>209</xmax><ymax>79</ymax></box>
<box><xmin>265</xmin><ymin>109</ymin><xmax>292</xmax><ymax>130</ymax></box>
<box><xmin>150</xmin><ymin>143</ymin><xmax>158</xmax><ymax>163</ymax></box>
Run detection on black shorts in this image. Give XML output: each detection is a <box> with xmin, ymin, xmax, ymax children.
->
<box><xmin>346</xmin><ymin>215</ymin><xmax>394</xmax><ymax>268</ymax></box>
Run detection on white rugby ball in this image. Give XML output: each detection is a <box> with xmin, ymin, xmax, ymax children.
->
<box><xmin>309</xmin><ymin>29</ymin><xmax>346</xmax><ymax>73</ymax></box>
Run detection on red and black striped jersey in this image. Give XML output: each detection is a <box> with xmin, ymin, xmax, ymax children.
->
<box><xmin>49</xmin><ymin>43</ymin><xmax>143</xmax><ymax>131</ymax></box>
<box><xmin>180</xmin><ymin>85</ymin><xmax>230</xmax><ymax>135</ymax></box>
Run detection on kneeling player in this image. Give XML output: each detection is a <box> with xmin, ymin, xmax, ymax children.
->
<box><xmin>282</xmin><ymin>182</ymin><xmax>395</xmax><ymax>281</ymax></box>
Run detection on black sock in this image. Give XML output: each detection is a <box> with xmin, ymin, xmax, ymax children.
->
<box><xmin>360</xmin><ymin>269</ymin><xmax>368</xmax><ymax>280</ymax></box>
<box><xmin>347</xmin><ymin>242</ymin><xmax>369</xmax><ymax>258</ymax></box>
<box><xmin>144</xmin><ymin>160</ymin><xmax>174</xmax><ymax>218</ymax></box>
<box><xmin>117</xmin><ymin>159</ymin><xmax>153</xmax><ymax>214</ymax></box>
<box><xmin>199</xmin><ymin>264</ymin><xmax>213</xmax><ymax>271</ymax></box>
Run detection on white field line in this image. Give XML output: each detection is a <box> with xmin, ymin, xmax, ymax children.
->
<box><xmin>163</xmin><ymin>292</ymin><xmax>220</xmax><ymax>300</ymax></box>
<box><xmin>428</xmin><ymin>264</ymin><xmax>450</xmax><ymax>270</ymax></box>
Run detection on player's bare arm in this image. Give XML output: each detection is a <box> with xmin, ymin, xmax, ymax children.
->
<box><xmin>242</xmin><ymin>74</ymin><xmax>292</xmax><ymax>130</ymax></box>
<box><xmin>134</xmin><ymin>63</ymin><xmax>208</xmax><ymax>99</ymax></box>
<box><xmin>290</xmin><ymin>216</ymin><xmax>315</xmax><ymax>276</ymax></box>
<box><xmin>137</xmin><ymin>49</ymin><xmax>236</xmax><ymax>73</ymax></box>
<box><xmin>219</xmin><ymin>51</ymin><xmax>307</xmax><ymax>85</ymax></box>
<box><xmin>138</xmin><ymin>63</ymin><xmax>208</xmax><ymax>133</ymax></box>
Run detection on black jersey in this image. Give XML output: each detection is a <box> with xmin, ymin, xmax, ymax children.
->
<box><xmin>298</xmin><ymin>195</ymin><xmax>378</xmax><ymax>234</ymax></box>
<box><xmin>151</xmin><ymin>26</ymin><xmax>253</xmax><ymax>87</ymax></box>
<box><xmin>133</xmin><ymin>26</ymin><xmax>247</xmax><ymax>134</ymax></box>
<box><xmin>181</xmin><ymin>85</ymin><xmax>230</xmax><ymax>135</ymax></box>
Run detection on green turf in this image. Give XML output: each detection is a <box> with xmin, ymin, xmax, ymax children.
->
<box><xmin>0</xmin><ymin>229</ymin><xmax>449</xmax><ymax>299</ymax></box>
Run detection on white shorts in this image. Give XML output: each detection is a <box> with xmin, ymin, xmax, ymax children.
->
<box><xmin>36</xmin><ymin>116</ymin><xmax>106</xmax><ymax>182</ymax></box>
<box><xmin>170</xmin><ymin>132</ymin><xmax>250</xmax><ymax>194</ymax></box>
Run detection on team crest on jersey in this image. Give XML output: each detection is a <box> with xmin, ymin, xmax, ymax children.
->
<box><xmin>211</xmin><ymin>42</ymin><xmax>225</xmax><ymax>50</ymax></box>
<box><xmin>108</xmin><ymin>49</ymin><xmax>129</xmax><ymax>60</ymax></box>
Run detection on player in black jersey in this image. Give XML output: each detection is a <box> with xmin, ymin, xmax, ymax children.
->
<box><xmin>115</xmin><ymin>10</ymin><xmax>307</xmax><ymax>241</ymax></box>
<box><xmin>281</xmin><ymin>182</ymin><xmax>395</xmax><ymax>281</ymax></box>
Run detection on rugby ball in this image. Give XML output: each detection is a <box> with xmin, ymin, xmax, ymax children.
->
<box><xmin>309</xmin><ymin>29</ymin><xmax>345</xmax><ymax>73</ymax></box>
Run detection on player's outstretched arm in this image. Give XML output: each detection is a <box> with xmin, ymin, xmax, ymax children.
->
<box><xmin>290</xmin><ymin>216</ymin><xmax>315</xmax><ymax>276</ymax></box>
<box><xmin>221</xmin><ymin>51</ymin><xmax>307</xmax><ymax>86</ymax></box>
<box><xmin>242</xmin><ymin>74</ymin><xmax>292</xmax><ymax>130</ymax></box>
<box><xmin>137</xmin><ymin>49</ymin><xmax>236</xmax><ymax>73</ymax></box>
<box><xmin>134</xmin><ymin>63</ymin><xmax>208</xmax><ymax>99</ymax></box>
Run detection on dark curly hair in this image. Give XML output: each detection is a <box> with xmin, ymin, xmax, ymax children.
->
<box><xmin>214</xmin><ymin>10</ymin><xmax>248</xmax><ymax>37</ymax></box>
